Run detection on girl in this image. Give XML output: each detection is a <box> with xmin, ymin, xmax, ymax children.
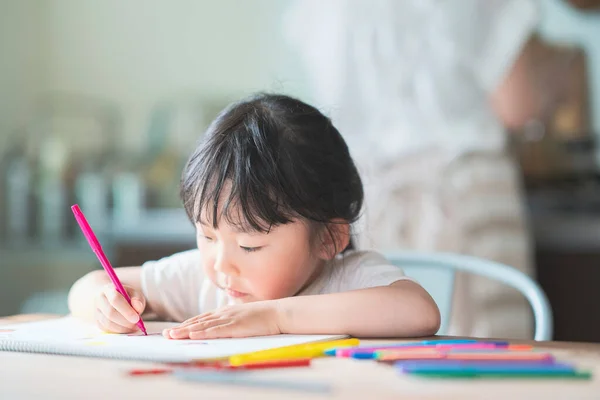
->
<box><xmin>68</xmin><ymin>93</ymin><xmax>440</xmax><ymax>339</ymax></box>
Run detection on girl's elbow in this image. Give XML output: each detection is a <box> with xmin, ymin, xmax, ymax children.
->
<box><xmin>422</xmin><ymin>303</ymin><xmax>441</xmax><ymax>336</ymax></box>
<box><xmin>406</xmin><ymin>283</ymin><xmax>442</xmax><ymax>336</ymax></box>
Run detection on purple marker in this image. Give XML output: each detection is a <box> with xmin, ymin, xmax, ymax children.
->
<box><xmin>397</xmin><ymin>361</ymin><xmax>574</xmax><ymax>374</ymax></box>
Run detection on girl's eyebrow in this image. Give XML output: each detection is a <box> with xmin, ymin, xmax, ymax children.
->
<box><xmin>232</xmin><ymin>223</ymin><xmax>262</xmax><ymax>235</ymax></box>
<box><xmin>199</xmin><ymin>220</ymin><xmax>262</xmax><ymax>235</ymax></box>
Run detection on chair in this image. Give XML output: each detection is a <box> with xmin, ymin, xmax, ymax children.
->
<box><xmin>384</xmin><ymin>251</ymin><xmax>553</xmax><ymax>341</ymax></box>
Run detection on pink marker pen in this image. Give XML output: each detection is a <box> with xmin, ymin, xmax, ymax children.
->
<box><xmin>71</xmin><ymin>204</ymin><xmax>147</xmax><ymax>335</ymax></box>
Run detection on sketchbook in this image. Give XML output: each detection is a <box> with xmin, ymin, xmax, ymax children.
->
<box><xmin>0</xmin><ymin>317</ymin><xmax>346</xmax><ymax>363</ymax></box>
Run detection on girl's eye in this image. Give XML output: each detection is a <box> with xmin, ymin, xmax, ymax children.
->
<box><xmin>240</xmin><ymin>246</ymin><xmax>261</xmax><ymax>253</ymax></box>
<box><xmin>203</xmin><ymin>236</ymin><xmax>214</xmax><ymax>242</ymax></box>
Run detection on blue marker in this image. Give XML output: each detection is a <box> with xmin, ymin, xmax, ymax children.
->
<box><xmin>324</xmin><ymin>348</ymin><xmax>338</xmax><ymax>356</ymax></box>
<box><xmin>173</xmin><ymin>370</ymin><xmax>332</xmax><ymax>393</ymax></box>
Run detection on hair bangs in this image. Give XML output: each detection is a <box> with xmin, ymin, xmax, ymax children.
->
<box><xmin>181</xmin><ymin>93</ymin><xmax>364</xmax><ymax>254</ymax></box>
<box><xmin>183</xmin><ymin>124</ymin><xmax>297</xmax><ymax>234</ymax></box>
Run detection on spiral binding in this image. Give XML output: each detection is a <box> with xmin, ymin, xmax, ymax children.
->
<box><xmin>0</xmin><ymin>340</ymin><xmax>184</xmax><ymax>362</ymax></box>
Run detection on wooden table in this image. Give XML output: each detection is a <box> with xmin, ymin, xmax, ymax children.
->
<box><xmin>1</xmin><ymin>315</ymin><xmax>600</xmax><ymax>399</ymax></box>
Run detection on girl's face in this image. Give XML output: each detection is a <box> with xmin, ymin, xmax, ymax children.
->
<box><xmin>196</xmin><ymin>215</ymin><xmax>325</xmax><ymax>304</ymax></box>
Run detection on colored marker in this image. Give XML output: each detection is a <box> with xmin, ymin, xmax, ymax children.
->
<box><xmin>405</xmin><ymin>370</ymin><xmax>592</xmax><ymax>379</ymax></box>
<box><xmin>133</xmin><ymin>359</ymin><xmax>311</xmax><ymax>376</ymax></box>
<box><xmin>129</xmin><ymin>368</ymin><xmax>172</xmax><ymax>376</ymax></box>
<box><xmin>335</xmin><ymin>343</ymin><xmax>506</xmax><ymax>358</ymax></box>
<box><xmin>375</xmin><ymin>348</ymin><xmax>454</xmax><ymax>361</ymax></box>
<box><xmin>325</xmin><ymin>347</ymin><xmax>440</xmax><ymax>357</ymax></box>
<box><xmin>324</xmin><ymin>348</ymin><xmax>341</xmax><ymax>356</ymax></box>
<box><xmin>421</xmin><ymin>339</ymin><xmax>482</xmax><ymax>345</ymax></box>
<box><xmin>376</xmin><ymin>349</ymin><xmax>549</xmax><ymax>362</ymax></box>
<box><xmin>397</xmin><ymin>362</ymin><xmax>575</xmax><ymax>373</ymax></box>
<box><xmin>72</xmin><ymin>204</ymin><xmax>147</xmax><ymax>335</ymax></box>
<box><xmin>343</xmin><ymin>342</ymin><xmax>532</xmax><ymax>359</ymax></box>
<box><xmin>395</xmin><ymin>359</ymin><xmax>559</xmax><ymax>369</ymax></box>
<box><xmin>169</xmin><ymin>361</ymin><xmax>225</xmax><ymax>368</ymax></box>
<box><xmin>445</xmin><ymin>351</ymin><xmax>550</xmax><ymax>361</ymax></box>
<box><xmin>444</xmin><ymin>345</ymin><xmax>534</xmax><ymax>353</ymax></box>
<box><xmin>229</xmin><ymin>338</ymin><xmax>359</xmax><ymax>366</ymax></box>
<box><xmin>324</xmin><ymin>339</ymin><xmax>481</xmax><ymax>356</ymax></box>
<box><xmin>347</xmin><ymin>343</ymin><xmax>510</xmax><ymax>359</ymax></box>
<box><xmin>173</xmin><ymin>370</ymin><xmax>333</xmax><ymax>393</ymax></box>
<box><xmin>378</xmin><ymin>353</ymin><xmax>446</xmax><ymax>361</ymax></box>
<box><xmin>226</xmin><ymin>359</ymin><xmax>311</xmax><ymax>370</ymax></box>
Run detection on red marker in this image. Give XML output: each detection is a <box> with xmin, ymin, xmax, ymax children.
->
<box><xmin>128</xmin><ymin>368</ymin><xmax>171</xmax><ymax>376</ymax></box>
<box><xmin>130</xmin><ymin>358</ymin><xmax>312</xmax><ymax>376</ymax></box>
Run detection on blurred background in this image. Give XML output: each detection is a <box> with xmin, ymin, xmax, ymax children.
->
<box><xmin>1</xmin><ymin>0</ymin><xmax>599</xmax><ymax>342</ymax></box>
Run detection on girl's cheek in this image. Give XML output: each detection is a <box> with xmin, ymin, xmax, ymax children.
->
<box><xmin>243</xmin><ymin>270</ymin><xmax>267</xmax><ymax>295</ymax></box>
<box><xmin>255</xmin><ymin>275</ymin><xmax>289</xmax><ymax>299</ymax></box>
<box><xmin>216</xmin><ymin>271</ymin><xmax>227</xmax><ymax>288</ymax></box>
<box><xmin>203</xmin><ymin>260</ymin><xmax>217</xmax><ymax>283</ymax></box>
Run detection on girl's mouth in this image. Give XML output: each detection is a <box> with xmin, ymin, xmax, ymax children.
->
<box><xmin>226</xmin><ymin>288</ymin><xmax>249</xmax><ymax>298</ymax></box>
<box><xmin>215</xmin><ymin>271</ymin><xmax>249</xmax><ymax>298</ymax></box>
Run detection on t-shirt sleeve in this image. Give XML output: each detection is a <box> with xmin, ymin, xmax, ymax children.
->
<box><xmin>140</xmin><ymin>249</ymin><xmax>203</xmax><ymax>322</ymax></box>
<box><xmin>323</xmin><ymin>251</ymin><xmax>416</xmax><ymax>294</ymax></box>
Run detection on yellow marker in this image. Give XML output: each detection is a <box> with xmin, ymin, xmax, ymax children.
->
<box><xmin>86</xmin><ymin>341</ymin><xmax>107</xmax><ymax>346</ymax></box>
<box><xmin>229</xmin><ymin>338</ymin><xmax>360</xmax><ymax>366</ymax></box>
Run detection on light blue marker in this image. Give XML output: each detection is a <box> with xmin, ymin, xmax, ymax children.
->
<box><xmin>173</xmin><ymin>370</ymin><xmax>333</xmax><ymax>393</ymax></box>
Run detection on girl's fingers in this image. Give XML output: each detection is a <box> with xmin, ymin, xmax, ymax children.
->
<box><xmin>169</xmin><ymin>318</ymin><xmax>225</xmax><ymax>339</ymax></box>
<box><xmin>96</xmin><ymin>294</ymin><xmax>136</xmax><ymax>328</ymax></box>
<box><xmin>178</xmin><ymin>312</ymin><xmax>214</xmax><ymax>328</ymax></box>
<box><xmin>164</xmin><ymin>326</ymin><xmax>189</xmax><ymax>339</ymax></box>
<box><xmin>95</xmin><ymin>309</ymin><xmax>136</xmax><ymax>334</ymax></box>
<box><xmin>166</xmin><ymin>316</ymin><xmax>228</xmax><ymax>339</ymax></box>
<box><xmin>165</xmin><ymin>313</ymin><xmax>218</xmax><ymax>338</ymax></box>
<box><xmin>190</xmin><ymin>323</ymin><xmax>235</xmax><ymax>340</ymax></box>
<box><xmin>131</xmin><ymin>298</ymin><xmax>145</xmax><ymax>314</ymax></box>
<box><xmin>102</xmin><ymin>286</ymin><xmax>140</xmax><ymax>324</ymax></box>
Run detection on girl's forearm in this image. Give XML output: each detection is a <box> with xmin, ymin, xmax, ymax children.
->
<box><xmin>275</xmin><ymin>281</ymin><xmax>440</xmax><ymax>338</ymax></box>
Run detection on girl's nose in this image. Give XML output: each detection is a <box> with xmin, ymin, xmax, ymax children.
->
<box><xmin>214</xmin><ymin>251</ymin><xmax>240</xmax><ymax>277</ymax></box>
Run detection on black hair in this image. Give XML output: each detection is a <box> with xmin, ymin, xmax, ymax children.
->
<box><xmin>180</xmin><ymin>93</ymin><xmax>363</xmax><ymax>254</ymax></box>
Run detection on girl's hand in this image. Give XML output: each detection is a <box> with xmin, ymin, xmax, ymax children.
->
<box><xmin>163</xmin><ymin>301</ymin><xmax>282</xmax><ymax>340</ymax></box>
<box><xmin>95</xmin><ymin>284</ymin><xmax>146</xmax><ymax>334</ymax></box>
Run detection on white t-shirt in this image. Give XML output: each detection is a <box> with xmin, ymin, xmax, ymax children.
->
<box><xmin>140</xmin><ymin>249</ymin><xmax>411</xmax><ymax>322</ymax></box>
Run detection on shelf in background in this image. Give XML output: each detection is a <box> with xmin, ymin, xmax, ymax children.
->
<box><xmin>1</xmin><ymin>245</ymin><xmax>100</xmax><ymax>267</ymax></box>
<box><xmin>111</xmin><ymin>208</ymin><xmax>196</xmax><ymax>245</ymax></box>
<box><xmin>0</xmin><ymin>208</ymin><xmax>197</xmax><ymax>316</ymax></box>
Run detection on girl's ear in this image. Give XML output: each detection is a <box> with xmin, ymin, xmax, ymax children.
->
<box><xmin>317</xmin><ymin>221</ymin><xmax>350</xmax><ymax>260</ymax></box>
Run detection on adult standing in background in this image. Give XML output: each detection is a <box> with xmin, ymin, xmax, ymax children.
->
<box><xmin>285</xmin><ymin>0</ymin><xmax>566</xmax><ymax>339</ymax></box>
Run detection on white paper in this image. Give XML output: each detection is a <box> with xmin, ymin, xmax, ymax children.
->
<box><xmin>0</xmin><ymin>317</ymin><xmax>346</xmax><ymax>362</ymax></box>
